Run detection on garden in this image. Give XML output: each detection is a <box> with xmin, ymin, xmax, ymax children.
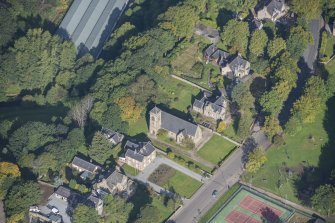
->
<box><xmin>148</xmin><ymin>164</ymin><xmax>202</xmax><ymax>198</ymax></box>
<box><xmin>197</xmin><ymin>135</ymin><xmax>237</xmax><ymax>165</ymax></box>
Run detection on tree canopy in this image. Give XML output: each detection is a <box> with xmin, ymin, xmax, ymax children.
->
<box><xmin>72</xmin><ymin>204</ymin><xmax>100</xmax><ymax>223</ymax></box>
<box><xmin>88</xmin><ymin>131</ymin><xmax>114</xmax><ymax>165</ymax></box>
<box><xmin>249</xmin><ymin>29</ymin><xmax>268</xmax><ymax>57</ymax></box>
<box><xmin>287</xmin><ymin>26</ymin><xmax>313</xmax><ymax>59</ymax></box>
<box><xmin>291</xmin><ymin>0</ymin><xmax>322</xmax><ymax>21</ymax></box>
<box><xmin>221</xmin><ymin>20</ymin><xmax>250</xmax><ymax>55</ymax></box>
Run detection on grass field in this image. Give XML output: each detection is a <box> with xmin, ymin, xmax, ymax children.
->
<box><xmin>122</xmin><ymin>164</ymin><xmax>138</xmax><ymax>176</ymax></box>
<box><xmin>149</xmin><ymin>165</ymin><xmax>202</xmax><ymax>198</ymax></box>
<box><xmin>172</xmin><ymin>42</ymin><xmax>201</xmax><ymax>75</ymax></box>
<box><xmin>127</xmin><ymin>115</ymin><xmax>148</xmax><ymax>137</ymax></box>
<box><xmin>198</xmin><ymin>135</ymin><xmax>236</xmax><ymax>165</ymax></box>
<box><xmin>209</xmin><ymin>187</ymin><xmax>294</xmax><ymax>223</ymax></box>
<box><xmin>163</xmin><ymin>171</ymin><xmax>202</xmax><ymax>198</ymax></box>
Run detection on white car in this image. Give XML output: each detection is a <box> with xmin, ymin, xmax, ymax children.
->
<box><xmin>29</xmin><ymin>206</ymin><xmax>40</xmax><ymax>213</ymax></box>
<box><xmin>51</xmin><ymin>207</ymin><xmax>59</xmax><ymax>214</ymax></box>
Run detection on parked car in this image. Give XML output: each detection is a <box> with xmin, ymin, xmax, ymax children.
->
<box><xmin>212</xmin><ymin>190</ymin><xmax>218</xmax><ymax>198</ymax></box>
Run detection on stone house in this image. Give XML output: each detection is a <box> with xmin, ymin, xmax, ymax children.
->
<box><xmin>96</xmin><ymin>170</ymin><xmax>136</xmax><ymax>198</ymax></box>
<box><xmin>194</xmin><ymin>23</ymin><xmax>220</xmax><ymax>43</ymax></box>
<box><xmin>256</xmin><ymin>0</ymin><xmax>288</xmax><ymax>22</ymax></box>
<box><xmin>123</xmin><ymin>140</ymin><xmax>156</xmax><ymax>171</ymax></box>
<box><xmin>221</xmin><ymin>55</ymin><xmax>250</xmax><ymax>78</ymax></box>
<box><xmin>101</xmin><ymin>127</ymin><xmax>124</xmax><ymax>146</ymax></box>
<box><xmin>85</xmin><ymin>194</ymin><xmax>104</xmax><ymax>215</ymax></box>
<box><xmin>54</xmin><ymin>186</ymin><xmax>73</xmax><ymax>202</ymax></box>
<box><xmin>193</xmin><ymin>94</ymin><xmax>228</xmax><ymax>121</ymax></box>
<box><xmin>70</xmin><ymin>156</ymin><xmax>102</xmax><ymax>179</ymax></box>
<box><xmin>203</xmin><ymin>45</ymin><xmax>250</xmax><ymax>79</ymax></box>
<box><xmin>149</xmin><ymin>107</ymin><xmax>203</xmax><ymax>145</ymax></box>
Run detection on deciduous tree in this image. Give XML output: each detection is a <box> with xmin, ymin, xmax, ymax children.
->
<box><xmin>103</xmin><ymin>195</ymin><xmax>134</xmax><ymax>223</ymax></box>
<box><xmin>267</xmin><ymin>38</ymin><xmax>286</xmax><ymax>58</ymax></box>
<box><xmin>291</xmin><ymin>0</ymin><xmax>322</xmax><ymax>21</ymax></box>
<box><xmin>69</xmin><ymin>96</ymin><xmax>94</xmax><ymax>128</ymax></box>
<box><xmin>5</xmin><ymin>181</ymin><xmax>41</xmax><ymax>216</ymax></box>
<box><xmin>0</xmin><ymin>162</ymin><xmax>20</xmax><ymax>177</ymax></box>
<box><xmin>73</xmin><ymin>204</ymin><xmax>100</xmax><ymax>223</ymax></box>
<box><xmin>249</xmin><ymin>29</ymin><xmax>268</xmax><ymax>56</ymax></box>
<box><xmin>221</xmin><ymin>20</ymin><xmax>250</xmax><ymax>55</ymax></box>
<box><xmin>311</xmin><ymin>184</ymin><xmax>335</xmax><ymax>215</ymax></box>
<box><xmin>263</xmin><ymin>116</ymin><xmax>282</xmax><ymax>139</ymax></box>
<box><xmin>287</xmin><ymin>26</ymin><xmax>313</xmax><ymax>59</ymax></box>
<box><xmin>245</xmin><ymin>148</ymin><xmax>267</xmax><ymax>174</ymax></box>
<box><xmin>115</xmin><ymin>96</ymin><xmax>143</xmax><ymax>123</ymax></box>
<box><xmin>88</xmin><ymin>131</ymin><xmax>114</xmax><ymax>165</ymax></box>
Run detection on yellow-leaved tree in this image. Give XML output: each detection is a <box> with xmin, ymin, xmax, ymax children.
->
<box><xmin>216</xmin><ymin>121</ymin><xmax>226</xmax><ymax>133</ymax></box>
<box><xmin>115</xmin><ymin>96</ymin><xmax>143</xmax><ymax>123</ymax></box>
<box><xmin>0</xmin><ymin>162</ymin><xmax>21</xmax><ymax>177</ymax></box>
<box><xmin>245</xmin><ymin>148</ymin><xmax>267</xmax><ymax>174</ymax></box>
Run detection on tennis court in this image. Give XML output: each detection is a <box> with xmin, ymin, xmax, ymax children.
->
<box><xmin>209</xmin><ymin>187</ymin><xmax>294</xmax><ymax>223</ymax></box>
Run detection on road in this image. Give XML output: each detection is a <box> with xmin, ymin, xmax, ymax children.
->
<box><xmin>168</xmin><ymin>147</ymin><xmax>244</xmax><ymax>222</ymax></box>
<box><xmin>302</xmin><ymin>17</ymin><xmax>323</xmax><ymax>72</ymax></box>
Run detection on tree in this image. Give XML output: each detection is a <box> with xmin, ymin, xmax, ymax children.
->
<box><xmin>287</xmin><ymin>26</ymin><xmax>313</xmax><ymax>59</ymax></box>
<box><xmin>88</xmin><ymin>132</ymin><xmax>114</xmax><ymax>165</ymax></box>
<box><xmin>267</xmin><ymin>38</ymin><xmax>286</xmax><ymax>58</ymax></box>
<box><xmin>249</xmin><ymin>29</ymin><xmax>268</xmax><ymax>56</ymax></box>
<box><xmin>7</xmin><ymin>122</ymin><xmax>68</xmax><ymax>158</ymax></box>
<box><xmin>221</xmin><ymin>20</ymin><xmax>250</xmax><ymax>55</ymax></box>
<box><xmin>311</xmin><ymin>184</ymin><xmax>335</xmax><ymax>216</ymax></box>
<box><xmin>33</xmin><ymin>152</ymin><xmax>58</xmax><ymax>177</ymax></box>
<box><xmin>72</xmin><ymin>204</ymin><xmax>100</xmax><ymax>223</ymax></box>
<box><xmin>217</xmin><ymin>121</ymin><xmax>226</xmax><ymax>133</ymax></box>
<box><xmin>0</xmin><ymin>162</ymin><xmax>20</xmax><ymax>177</ymax></box>
<box><xmin>0</xmin><ymin>174</ymin><xmax>15</xmax><ymax>200</ymax></box>
<box><xmin>130</xmin><ymin>75</ymin><xmax>156</xmax><ymax>103</ymax></box>
<box><xmin>159</xmin><ymin>4</ymin><xmax>199</xmax><ymax>39</ymax></box>
<box><xmin>136</xmin><ymin>205</ymin><xmax>161</xmax><ymax>223</ymax></box>
<box><xmin>115</xmin><ymin>96</ymin><xmax>144</xmax><ymax>123</ymax></box>
<box><xmin>291</xmin><ymin>0</ymin><xmax>322</xmax><ymax>21</ymax></box>
<box><xmin>0</xmin><ymin>119</ymin><xmax>13</xmax><ymax>139</ymax></box>
<box><xmin>245</xmin><ymin>148</ymin><xmax>267</xmax><ymax>174</ymax></box>
<box><xmin>5</xmin><ymin>181</ymin><xmax>41</xmax><ymax>216</ymax></box>
<box><xmin>216</xmin><ymin>0</ymin><xmax>257</xmax><ymax>15</ymax></box>
<box><xmin>69</xmin><ymin>96</ymin><xmax>94</xmax><ymax>128</ymax></box>
<box><xmin>232</xmin><ymin>81</ymin><xmax>255</xmax><ymax>111</ymax></box>
<box><xmin>103</xmin><ymin>195</ymin><xmax>134</xmax><ymax>223</ymax></box>
<box><xmin>292</xmin><ymin>76</ymin><xmax>328</xmax><ymax>124</ymax></box>
<box><xmin>90</xmin><ymin>101</ymin><xmax>108</xmax><ymax>123</ymax></box>
<box><xmin>263</xmin><ymin>116</ymin><xmax>282</xmax><ymax>139</ymax></box>
<box><xmin>6</xmin><ymin>212</ymin><xmax>25</xmax><ymax>223</ymax></box>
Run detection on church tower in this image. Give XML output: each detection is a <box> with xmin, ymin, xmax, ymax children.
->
<box><xmin>149</xmin><ymin>107</ymin><xmax>162</xmax><ymax>135</ymax></box>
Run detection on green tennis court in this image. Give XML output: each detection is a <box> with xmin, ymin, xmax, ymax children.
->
<box><xmin>209</xmin><ymin>187</ymin><xmax>294</xmax><ymax>223</ymax></box>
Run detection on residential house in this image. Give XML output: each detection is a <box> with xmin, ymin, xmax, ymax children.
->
<box><xmin>71</xmin><ymin>156</ymin><xmax>101</xmax><ymax>179</ymax></box>
<box><xmin>96</xmin><ymin>170</ymin><xmax>136</xmax><ymax>198</ymax></box>
<box><xmin>193</xmin><ymin>93</ymin><xmax>228</xmax><ymax>121</ymax></box>
<box><xmin>204</xmin><ymin>44</ymin><xmax>230</xmax><ymax>66</ymax></box>
<box><xmin>150</xmin><ymin>107</ymin><xmax>203</xmax><ymax>145</ymax></box>
<box><xmin>101</xmin><ymin>127</ymin><xmax>124</xmax><ymax>146</ymax></box>
<box><xmin>123</xmin><ymin>141</ymin><xmax>157</xmax><ymax>171</ymax></box>
<box><xmin>86</xmin><ymin>194</ymin><xmax>103</xmax><ymax>215</ymax></box>
<box><xmin>194</xmin><ymin>23</ymin><xmax>220</xmax><ymax>43</ymax></box>
<box><xmin>221</xmin><ymin>55</ymin><xmax>251</xmax><ymax>79</ymax></box>
<box><xmin>36</xmin><ymin>186</ymin><xmax>76</xmax><ymax>223</ymax></box>
<box><xmin>256</xmin><ymin>0</ymin><xmax>288</xmax><ymax>22</ymax></box>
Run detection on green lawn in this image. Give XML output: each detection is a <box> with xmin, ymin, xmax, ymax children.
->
<box><xmin>158</xmin><ymin>76</ymin><xmax>200</xmax><ymax>113</ymax></box>
<box><xmin>198</xmin><ymin>135</ymin><xmax>236</xmax><ymax>165</ymax></box>
<box><xmin>127</xmin><ymin>115</ymin><xmax>148</xmax><ymax>137</ymax></box>
<box><xmin>243</xmin><ymin>112</ymin><xmax>328</xmax><ymax>204</ymax></box>
<box><xmin>163</xmin><ymin>171</ymin><xmax>202</xmax><ymax>198</ymax></box>
<box><xmin>122</xmin><ymin>164</ymin><xmax>138</xmax><ymax>176</ymax></box>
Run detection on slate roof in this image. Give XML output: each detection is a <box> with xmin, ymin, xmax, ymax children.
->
<box><xmin>71</xmin><ymin>156</ymin><xmax>100</xmax><ymax>173</ymax></box>
<box><xmin>266</xmin><ymin>0</ymin><xmax>285</xmax><ymax>16</ymax></box>
<box><xmin>151</xmin><ymin>107</ymin><xmax>199</xmax><ymax>137</ymax></box>
<box><xmin>229</xmin><ymin>56</ymin><xmax>250</xmax><ymax>71</ymax></box>
<box><xmin>204</xmin><ymin>44</ymin><xmax>218</xmax><ymax>57</ymax></box>
<box><xmin>57</xmin><ymin>0</ymin><xmax>128</xmax><ymax>58</ymax></box>
<box><xmin>106</xmin><ymin>170</ymin><xmax>125</xmax><ymax>187</ymax></box>
<box><xmin>211</xmin><ymin>50</ymin><xmax>230</xmax><ymax>64</ymax></box>
<box><xmin>125</xmin><ymin>141</ymin><xmax>156</xmax><ymax>162</ymax></box>
<box><xmin>195</xmin><ymin>23</ymin><xmax>220</xmax><ymax>40</ymax></box>
<box><xmin>49</xmin><ymin>214</ymin><xmax>62</xmax><ymax>223</ymax></box>
<box><xmin>193</xmin><ymin>99</ymin><xmax>205</xmax><ymax>109</ymax></box>
<box><xmin>101</xmin><ymin>127</ymin><xmax>124</xmax><ymax>145</ymax></box>
<box><xmin>55</xmin><ymin>186</ymin><xmax>72</xmax><ymax>199</ymax></box>
<box><xmin>86</xmin><ymin>194</ymin><xmax>101</xmax><ymax>208</ymax></box>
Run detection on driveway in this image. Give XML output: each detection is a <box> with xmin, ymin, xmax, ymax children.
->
<box><xmin>168</xmin><ymin>147</ymin><xmax>244</xmax><ymax>222</ymax></box>
<box><xmin>131</xmin><ymin>157</ymin><xmax>203</xmax><ymax>196</ymax></box>
<box><xmin>302</xmin><ymin>17</ymin><xmax>323</xmax><ymax>73</ymax></box>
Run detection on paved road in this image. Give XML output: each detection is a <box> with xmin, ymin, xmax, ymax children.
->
<box><xmin>302</xmin><ymin>17</ymin><xmax>323</xmax><ymax>72</ymax></box>
<box><xmin>169</xmin><ymin>147</ymin><xmax>244</xmax><ymax>222</ymax></box>
<box><xmin>131</xmin><ymin>157</ymin><xmax>203</xmax><ymax>196</ymax></box>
